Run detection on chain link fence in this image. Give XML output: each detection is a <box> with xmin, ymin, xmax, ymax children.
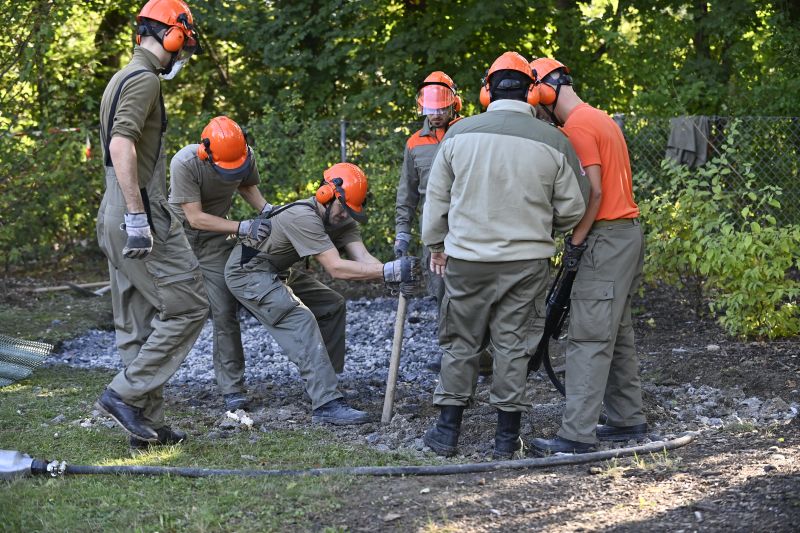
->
<box><xmin>337</xmin><ymin>115</ymin><xmax>800</xmax><ymax>227</ymax></box>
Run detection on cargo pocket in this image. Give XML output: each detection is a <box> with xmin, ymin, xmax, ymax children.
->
<box><xmin>568</xmin><ymin>280</ymin><xmax>614</xmax><ymax>341</ymax></box>
<box><xmin>437</xmin><ymin>293</ymin><xmax>451</xmax><ymax>346</ymax></box>
<box><xmin>525</xmin><ymin>297</ymin><xmax>547</xmax><ymax>355</ymax></box>
<box><xmin>151</xmin><ymin>269</ymin><xmax>209</xmax><ymax>319</ymax></box>
<box><xmin>240</xmin><ymin>275</ymin><xmax>299</xmax><ymax>326</ymax></box>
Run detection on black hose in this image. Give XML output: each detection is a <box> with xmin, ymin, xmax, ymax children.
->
<box><xmin>35</xmin><ymin>434</ymin><xmax>694</xmax><ymax>478</ymax></box>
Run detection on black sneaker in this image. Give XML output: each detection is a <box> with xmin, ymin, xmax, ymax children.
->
<box><xmin>311</xmin><ymin>398</ymin><xmax>370</xmax><ymax>425</ymax></box>
<box><xmin>95</xmin><ymin>388</ymin><xmax>158</xmax><ymax>442</ymax></box>
<box><xmin>596</xmin><ymin>422</ymin><xmax>648</xmax><ymax>442</ymax></box>
<box><xmin>130</xmin><ymin>426</ymin><xmax>187</xmax><ymax>450</ymax></box>
<box><xmin>530</xmin><ymin>436</ymin><xmax>596</xmax><ymax>455</ymax></box>
<box><xmin>223</xmin><ymin>392</ymin><xmax>249</xmax><ymax>411</ymax></box>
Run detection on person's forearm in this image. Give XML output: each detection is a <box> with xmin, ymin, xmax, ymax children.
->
<box><xmin>185</xmin><ymin>211</ymin><xmax>240</xmax><ymax>234</ymax></box>
<box><xmin>109</xmin><ymin>136</ymin><xmax>144</xmax><ymax>213</ymax></box>
<box><xmin>325</xmin><ymin>258</ymin><xmax>384</xmax><ymax>281</ymax></box>
<box><xmin>239</xmin><ymin>185</ymin><xmax>269</xmax><ymax>212</ymax></box>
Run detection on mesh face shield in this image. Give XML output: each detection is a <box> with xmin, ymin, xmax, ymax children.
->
<box><xmin>416</xmin><ymin>84</ymin><xmax>456</xmax><ymax>116</ymax></box>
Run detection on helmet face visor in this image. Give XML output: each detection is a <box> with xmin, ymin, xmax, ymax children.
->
<box><xmin>416</xmin><ymin>85</ymin><xmax>456</xmax><ymax>116</ymax></box>
<box><xmin>211</xmin><ymin>147</ymin><xmax>253</xmax><ymax>182</ymax></box>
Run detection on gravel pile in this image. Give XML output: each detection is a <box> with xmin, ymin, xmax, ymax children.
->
<box><xmin>53</xmin><ymin>296</ymin><xmax>443</xmax><ymax>391</ymax></box>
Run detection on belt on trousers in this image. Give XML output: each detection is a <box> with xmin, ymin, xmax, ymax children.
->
<box><xmin>592</xmin><ymin>217</ymin><xmax>640</xmax><ymax>229</ymax></box>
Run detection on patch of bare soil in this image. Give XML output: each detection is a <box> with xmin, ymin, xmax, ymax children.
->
<box><xmin>331</xmin><ymin>285</ymin><xmax>800</xmax><ymax>532</ymax></box>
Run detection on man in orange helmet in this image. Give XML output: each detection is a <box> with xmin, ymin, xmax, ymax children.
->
<box><xmin>528</xmin><ymin>58</ymin><xmax>647</xmax><ymax>455</ymax></box>
<box><xmin>421</xmin><ymin>52</ymin><xmax>588</xmax><ymax>459</ymax></box>
<box><xmin>94</xmin><ymin>0</ymin><xmax>207</xmax><ymax>448</ymax></box>
<box><xmin>394</xmin><ymin>71</ymin><xmax>463</xmax><ymax>373</ymax></box>
<box><xmin>169</xmin><ymin>116</ymin><xmax>272</xmax><ymax>414</ymax></box>
<box><xmin>224</xmin><ymin>163</ymin><xmax>423</xmax><ymax>425</ymax></box>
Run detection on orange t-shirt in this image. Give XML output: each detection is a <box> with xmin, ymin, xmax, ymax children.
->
<box><xmin>562</xmin><ymin>103</ymin><xmax>639</xmax><ymax>221</ymax></box>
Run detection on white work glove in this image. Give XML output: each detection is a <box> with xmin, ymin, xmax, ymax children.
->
<box><xmin>238</xmin><ymin>218</ymin><xmax>271</xmax><ymax>245</ymax></box>
<box><xmin>121</xmin><ymin>212</ymin><xmax>153</xmax><ymax>259</ymax></box>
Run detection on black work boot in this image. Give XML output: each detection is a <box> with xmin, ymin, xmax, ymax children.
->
<box><xmin>95</xmin><ymin>388</ymin><xmax>158</xmax><ymax>442</ymax></box>
<box><xmin>130</xmin><ymin>426</ymin><xmax>187</xmax><ymax>450</ymax></box>
<box><xmin>596</xmin><ymin>422</ymin><xmax>648</xmax><ymax>442</ymax></box>
<box><xmin>493</xmin><ymin>410</ymin><xmax>522</xmax><ymax>459</ymax></box>
<box><xmin>311</xmin><ymin>398</ymin><xmax>370</xmax><ymax>425</ymax></box>
<box><xmin>423</xmin><ymin>405</ymin><xmax>464</xmax><ymax>457</ymax></box>
<box><xmin>223</xmin><ymin>392</ymin><xmax>249</xmax><ymax>411</ymax></box>
<box><xmin>530</xmin><ymin>436</ymin><xmax>596</xmax><ymax>456</ymax></box>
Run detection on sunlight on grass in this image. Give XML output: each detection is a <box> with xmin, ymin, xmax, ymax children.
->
<box><xmin>100</xmin><ymin>445</ymin><xmax>185</xmax><ymax>466</ymax></box>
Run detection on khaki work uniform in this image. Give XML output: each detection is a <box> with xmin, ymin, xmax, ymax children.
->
<box><xmin>224</xmin><ymin>199</ymin><xmax>359</xmax><ymax>409</ymax></box>
<box><xmin>557</xmin><ymin>102</ymin><xmax>646</xmax><ymax>443</ymax></box>
<box><xmin>423</xmin><ymin>99</ymin><xmax>588</xmax><ymax>411</ymax></box>
<box><xmin>97</xmin><ymin>47</ymin><xmax>209</xmax><ymax>426</ymax></box>
<box><xmin>395</xmin><ymin>117</ymin><xmax>447</xmax><ymax>303</ymax></box>
<box><xmin>168</xmin><ymin>144</ymin><xmax>260</xmax><ymax>395</ymax></box>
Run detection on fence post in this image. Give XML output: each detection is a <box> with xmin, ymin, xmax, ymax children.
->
<box><xmin>339</xmin><ymin>118</ymin><xmax>347</xmax><ymax>162</ymax></box>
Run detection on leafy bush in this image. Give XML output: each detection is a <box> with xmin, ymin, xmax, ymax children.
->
<box><xmin>640</xmin><ymin>123</ymin><xmax>800</xmax><ymax>338</ymax></box>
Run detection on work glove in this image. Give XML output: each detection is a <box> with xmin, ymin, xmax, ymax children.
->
<box><xmin>238</xmin><ymin>217</ymin><xmax>271</xmax><ymax>245</ymax></box>
<box><xmin>393</xmin><ymin>232</ymin><xmax>411</xmax><ymax>259</ymax></box>
<box><xmin>121</xmin><ymin>212</ymin><xmax>153</xmax><ymax>259</ymax></box>
<box><xmin>383</xmin><ymin>256</ymin><xmax>423</xmax><ymax>297</ymax></box>
<box><xmin>563</xmin><ymin>235</ymin><xmax>588</xmax><ymax>270</ymax></box>
<box><xmin>260</xmin><ymin>202</ymin><xmax>274</xmax><ymax>216</ymax></box>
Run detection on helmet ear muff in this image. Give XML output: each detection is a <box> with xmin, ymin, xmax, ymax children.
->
<box><xmin>536</xmin><ymin>83</ymin><xmax>557</xmax><ymax>106</ymax></box>
<box><xmin>525</xmin><ymin>85</ymin><xmax>540</xmax><ymax>107</ymax></box>
<box><xmin>198</xmin><ymin>138</ymin><xmax>211</xmax><ymax>161</ymax></box>
<box><xmin>453</xmin><ymin>95</ymin><xmax>463</xmax><ymax>113</ymax></box>
<box><xmin>479</xmin><ymin>70</ymin><xmax>490</xmax><ymax>108</ymax></box>
<box><xmin>315</xmin><ymin>182</ymin><xmax>336</xmax><ymax>204</ymax></box>
<box><xmin>161</xmin><ymin>25</ymin><xmax>185</xmax><ymax>53</ymax></box>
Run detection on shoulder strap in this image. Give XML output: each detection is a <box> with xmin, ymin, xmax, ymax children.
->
<box><xmin>102</xmin><ymin>69</ymin><xmax>164</xmax><ymax>167</ymax></box>
<box><xmin>264</xmin><ymin>200</ymin><xmax>316</xmax><ymax>219</ymax></box>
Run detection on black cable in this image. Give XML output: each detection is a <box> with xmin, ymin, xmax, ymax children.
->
<box><xmin>30</xmin><ymin>434</ymin><xmax>694</xmax><ymax>478</ymax></box>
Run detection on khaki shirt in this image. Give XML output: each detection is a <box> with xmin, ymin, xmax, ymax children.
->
<box><xmin>168</xmin><ymin>144</ymin><xmax>260</xmax><ymax>230</ymax></box>
<box><xmin>249</xmin><ymin>197</ymin><xmax>362</xmax><ymax>272</ymax></box>
<box><xmin>99</xmin><ymin>46</ymin><xmax>165</xmax><ymax>199</ymax></box>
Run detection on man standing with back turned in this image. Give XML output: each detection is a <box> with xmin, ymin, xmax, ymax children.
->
<box><xmin>95</xmin><ymin>0</ymin><xmax>209</xmax><ymax>448</ymax></box>
<box><xmin>421</xmin><ymin>52</ymin><xmax>587</xmax><ymax>459</ymax></box>
<box><xmin>529</xmin><ymin>58</ymin><xmax>646</xmax><ymax>455</ymax></box>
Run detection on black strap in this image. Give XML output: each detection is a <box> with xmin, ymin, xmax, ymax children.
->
<box><xmin>239</xmin><ymin>201</ymin><xmax>317</xmax><ymax>268</ymax></box>
<box><xmin>102</xmin><ymin>69</ymin><xmax>160</xmax><ymax>167</ymax></box>
<box><xmin>101</xmin><ymin>68</ymin><xmax>165</xmax><ymax>233</ymax></box>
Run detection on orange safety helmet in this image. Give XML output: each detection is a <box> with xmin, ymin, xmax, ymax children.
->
<box><xmin>530</xmin><ymin>57</ymin><xmax>572</xmax><ymax>106</ymax></box>
<box><xmin>479</xmin><ymin>51</ymin><xmax>538</xmax><ymax>108</ymax></box>
<box><xmin>198</xmin><ymin>116</ymin><xmax>253</xmax><ymax>180</ymax></box>
<box><xmin>417</xmin><ymin>71</ymin><xmax>462</xmax><ymax>115</ymax></box>
<box><xmin>316</xmin><ymin>162</ymin><xmax>369</xmax><ymax>222</ymax></box>
<box><xmin>136</xmin><ymin>0</ymin><xmax>199</xmax><ymax>55</ymax></box>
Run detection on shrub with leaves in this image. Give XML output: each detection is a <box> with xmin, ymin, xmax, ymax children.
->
<box><xmin>640</xmin><ymin>123</ymin><xmax>800</xmax><ymax>338</ymax></box>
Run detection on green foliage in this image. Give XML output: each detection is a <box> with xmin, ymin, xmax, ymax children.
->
<box><xmin>641</xmin><ymin>122</ymin><xmax>800</xmax><ymax>338</ymax></box>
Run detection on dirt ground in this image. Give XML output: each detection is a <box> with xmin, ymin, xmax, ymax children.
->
<box><xmin>164</xmin><ymin>284</ymin><xmax>799</xmax><ymax>531</ymax></box>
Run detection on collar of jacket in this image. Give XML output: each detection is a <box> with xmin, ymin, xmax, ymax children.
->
<box><xmin>486</xmin><ymin>99</ymin><xmax>536</xmax><ymax>116</ymax></box>
<box><xmin>131</xmin><ymin>45</ymin><xmax>164</xmax><ymax>74</ymax></box>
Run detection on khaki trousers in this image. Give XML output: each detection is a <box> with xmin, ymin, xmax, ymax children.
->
<box><xmin>558</xmin><ymin>220</ymin><xmax>645</xmax><ymax>443</ymax></box>
<box><xmin>433</xmin><ymin>258</ymin><xmax>548</xmax><ymax>411</ymax></box>
<box><xmin>224</xmin><ymin>247</ymin><xmax>343</xmax><ymax>409</ymax></box>
<box><xmin>97</xmin><ymin>188</ymin><xmax>209</xmax><ymax>427</ymax></box>
<box><xmin>186</xmin><ymin>230</ymin><xmax>245</xmax><ymax>395</ymax></box>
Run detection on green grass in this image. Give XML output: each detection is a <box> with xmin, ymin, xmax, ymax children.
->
<box><xmin>0</xmin><ymin>290</ymin><xmax>114</xmax><ymax>346</ymax></box>
<box><xmin>0</xmin><ymin>367</ymin><xmax>425</xmax><ymax>532</ymax></box>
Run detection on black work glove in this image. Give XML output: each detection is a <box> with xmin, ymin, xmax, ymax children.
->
<box><xmin>238</xmin><ymin>217</ymin><xmax>272</xmax><ymax>245</ymax></box>
<box><xmin>563</xmin><ymin>235</ymin><xmax>588</xmax><ymax>270</ymax></box>
<box><xmin>121</xmin><ymin>212</ymin><xmax>153</xmax><ymax>259</ymax></box>
<box><xmin>393</xmin><ymin>232</ymin><xmax>411</xmax><ymax>259</ymax></box>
